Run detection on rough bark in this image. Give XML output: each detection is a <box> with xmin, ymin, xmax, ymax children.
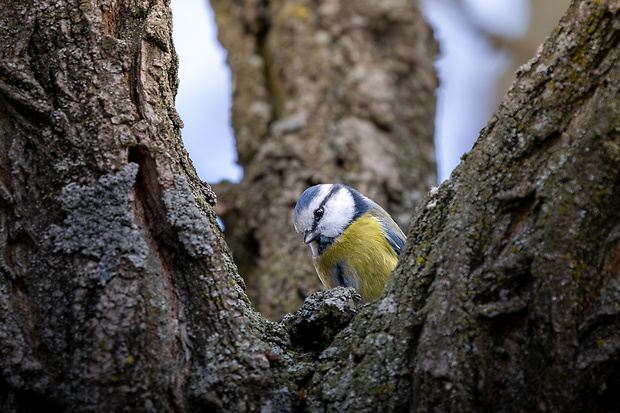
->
<box><xmin>0</xmin><ymin>0</ymin><xmax>263</xmax><ymax>410</ymax></box>
<box><xmin>209</xmin><ymin>0</ymin><xmax>439</xmax><ymax>320</ymax></box>
<box><xmin>0</xmin><ymin>0</ymin><xmax>618</xmax><ymax>412</ymax></box>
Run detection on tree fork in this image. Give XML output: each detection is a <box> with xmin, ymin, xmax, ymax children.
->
<box><xmin>0</xmin><ymin>0</ymin><xmax>618</xmax><ymax>412</ymax></box>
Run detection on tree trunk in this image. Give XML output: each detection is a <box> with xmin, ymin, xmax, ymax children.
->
<box><xmin>0</xmin><ymin>0</ymin><xmax>243</xmax><ymax>410</ymax></box>
<box><xmin>0</xmin><ymin>0</ymin><xmax>618</xmax><ymax>412</ymax></box>
<box><xmin>209</xmin><ymin>0</ymin><xmax>439</xmax><ymax>320</ymax></box>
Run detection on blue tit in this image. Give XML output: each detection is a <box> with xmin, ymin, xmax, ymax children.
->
<box><xmin>293</xmin><ymin>184</ymin><xmax>406</xmax><ymax>301</ymax></box>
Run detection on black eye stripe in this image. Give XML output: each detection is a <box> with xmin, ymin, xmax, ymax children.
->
<box><xmin>314</xmin><ymin>207</ymin><xmax>324</xmax><ymax>218</ymax></box>
<box><xmin>310</xmin><ymin>184</ymin><xmax>341</xmax><ymax>232</ymax></box>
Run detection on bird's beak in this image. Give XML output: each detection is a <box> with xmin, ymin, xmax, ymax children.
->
<box><xmin>303</xmin><ymin>229</ymin><xmax>318</xmax><ymax>244</ymax></box>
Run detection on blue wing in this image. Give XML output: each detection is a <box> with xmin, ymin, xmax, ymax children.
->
<box><xmin>382</xmin><ymin>224</ymin><xmax>405</xmax><ymax>255</ymax></box>
<box><xmin>368</xmin><ymin>206</ymin><xmax>406</xmax><ymax>255</ymax></box>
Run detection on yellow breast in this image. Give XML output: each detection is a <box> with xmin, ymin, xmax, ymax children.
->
<box><xmin>314</xmin><ymin>213</ymin><xmax>399</xmax><ymax>301</ymax></box>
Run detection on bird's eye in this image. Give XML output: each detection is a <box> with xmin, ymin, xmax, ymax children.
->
<box><xmin>314</xmin><ymin>207</ymin><xmax>324</xmax><ymax>219</ymax></box>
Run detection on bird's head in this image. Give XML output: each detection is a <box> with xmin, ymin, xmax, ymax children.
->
<box><xmin>294</xmin><ymin>184</ymin><xmax>365</xmax><ymax>248</ymax></box>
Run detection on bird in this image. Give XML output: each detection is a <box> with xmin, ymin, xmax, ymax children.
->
<box><xmin>293</xmin><ymin>184</ymin><xmax>406</xmax><ymax>301</ymax></box>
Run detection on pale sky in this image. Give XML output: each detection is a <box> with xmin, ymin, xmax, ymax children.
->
<box><xmin>171</xmin><ymin>0</ymin><xmax>242</xmax><ymax>183</ymax></box>
<box><xmin>170</xmin><ymin>0</ymin><xmax>530</xmax><ymax>184</ymax></box>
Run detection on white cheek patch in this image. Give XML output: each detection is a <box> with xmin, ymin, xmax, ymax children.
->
<box><xmin>319</xmin><ymin>188</ymin><xmax>355</xmax><ymax>239</ymax></box>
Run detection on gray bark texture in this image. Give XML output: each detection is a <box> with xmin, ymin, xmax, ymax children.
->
<box><xmin>210</xmin><ymin>0</ymin><xmax>439</xmax><ymax>320</ymax></box>
<box><xmin>0</xmin><ymin>0</ymin><xmax>618</xmax><ymax>412</ymax></box>
<box><xmin>0</xmin><ymin>0</ymin><xmax>242</xmax><ymax>410</ymax></box>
